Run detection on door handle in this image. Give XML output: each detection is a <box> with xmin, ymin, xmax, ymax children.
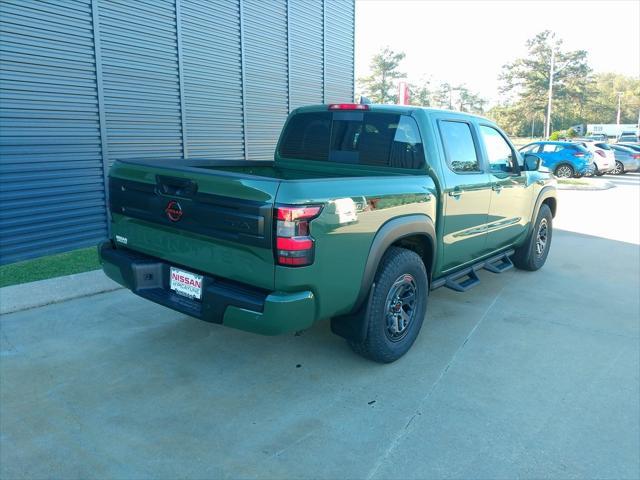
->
<box><xmin>448</xmin><ymin>187</ymin><xmax>463</xmax><ymax>199</ymax></box>
<box><xmin>492</xmin><ymin>184</ymin><xmax>502</xmax><ymax>192</ymax></box>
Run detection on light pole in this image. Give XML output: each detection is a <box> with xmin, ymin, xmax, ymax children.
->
<box><xmin>545</xmin><ymin>42</ymin><xmax>556</xmax><ymax>139</ymax></box>
<box><xmin>616</xmin><ymin>92</ymin><xmax>623</xmax><ymax>125</ymax></box>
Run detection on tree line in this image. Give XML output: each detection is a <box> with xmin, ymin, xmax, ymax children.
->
<box><xmin>358</xmin><ymin>31</ymin><xmax>640</xmax><ymax>137</ymax></box>
<box><xmin>357</xmin><ymin>48</ymin><xmax>487</xmax><ymax>114</ymax></box>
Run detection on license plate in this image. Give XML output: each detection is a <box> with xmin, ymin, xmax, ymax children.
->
<box><xmin>169</xmin><ymin>267</ymin><xmax>203</xmax><ymax>300</ymax></box>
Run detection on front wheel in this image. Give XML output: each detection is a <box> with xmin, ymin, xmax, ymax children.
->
<box><xmin>554</xmin><ymin>164</ymin><xmax>574</xmax><ymax>178</ymax></box>
<box><xmin>512</xmin><ymin>204</ymin><xmax>553</xmax><ymax>271</ymax></box>
<box><xmin>348</xmin><ymin>247</ymin><xmax>428</xmax><ymax>363</ymax></box>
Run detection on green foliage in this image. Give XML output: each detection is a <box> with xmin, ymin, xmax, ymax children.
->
<box><xmin>357</xmin><ymin>47</ymin><xmax>406</xmax><ymax>104</ymax></box>
<box><xmin>549</xmin><ymin>131</ymin><xmax>561</xmax><ymax>140</ymax></box>
<box><xmin>0</xmin><ymin>247</ymin><xmax>100</xmax><ymax>288</ymax></box>
<box><xmin>491</xmin><ymin>30</ymin><xmax>640</xmax><ymax>136</ymax></box>
<box><xmin>581</xmin><ymin>73</ymin><xmax>640</xmax><ymax>124</ymax></box>
<box><xmin>359</xmin><ymin>49</ymin><xmax>487</xmax><ymax>111</ymax></box>
<box><xmin>566</xmin><ymin>127</ymin><xmax>578</xmax><ymax>138</ymax></box>
<box><xmin>408</xmin><ymin>79</ymin><xmax>431</xmax><ymax>107</ymax></box>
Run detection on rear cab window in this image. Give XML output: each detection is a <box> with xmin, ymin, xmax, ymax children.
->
<box><xmin>278</xmin><ymin>111</ymin><xmax>426</xmax><ymax>169</ymax></box>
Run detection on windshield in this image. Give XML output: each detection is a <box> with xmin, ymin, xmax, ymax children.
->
<box><xmin>278</xmin><ymin>111</ymin><xmax>426</xmax><ymax>169</ymax></box>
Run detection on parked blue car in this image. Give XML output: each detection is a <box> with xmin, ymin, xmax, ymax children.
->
<box><xmin>518</xmin><ymin>141</ymin><xmax>594</xmax><ymax>178</ymax></box>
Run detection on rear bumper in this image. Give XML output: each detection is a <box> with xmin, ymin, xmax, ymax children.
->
<box><xmin>621</xmin><ymin>158</ymin><xmax>640</xmax><ymax>172</ymax></box>
<box><xmin>99</xmin><ymin>242</ymin><xmax>315</xmax><ymax>335</ymax></box>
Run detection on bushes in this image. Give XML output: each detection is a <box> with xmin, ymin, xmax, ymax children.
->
<box><xmin>549</xmin><ymin>128</ymin><xmax>578</xmax><ymax>140</ymax></box>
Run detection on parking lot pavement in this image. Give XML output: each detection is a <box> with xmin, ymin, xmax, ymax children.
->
<box><xmin>1</xmin><ymin>179</ymin><xmax>639</xmax><ymax>479</ymax></box>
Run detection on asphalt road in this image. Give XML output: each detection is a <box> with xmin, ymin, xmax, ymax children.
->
<box><xmin>2</xmin><ymin>174</ymin><xmax>639</xmax><ymax>479</ymax></box>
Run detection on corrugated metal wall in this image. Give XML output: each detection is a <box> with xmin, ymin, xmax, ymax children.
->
<box><xmin>0</xmin><ymin>0</ymin><xmax>108</xmax><ymax>264</ymax></box>
<box><xmin>0</xmin><ymin>0</ymin><xmax>354</xmax><ymax>264</ymax></box>
<box><xmin>289</xmin><ymin>0</ymin><xmax>324</xmax><ymax>109</ymax></box>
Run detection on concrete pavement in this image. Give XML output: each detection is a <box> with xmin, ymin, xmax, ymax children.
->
<box><xmin>1</xmin><ymin>176</ymin><xmax>639</xmax><ymax>479</ymax></box>
<box><xmin>0</xmin><ymin>269</ymin><xmax>121</xmax><ymax>315</ymax></box>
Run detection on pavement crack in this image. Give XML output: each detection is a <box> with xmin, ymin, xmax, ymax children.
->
<box><xmin>366</xmin><ymin>287</ymin><xmax>506</xmax><ymax>480</ymax></box>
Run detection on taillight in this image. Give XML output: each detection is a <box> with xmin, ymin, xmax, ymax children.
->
<box><xmin>596</xmin><ymin>150</ymin><xmax>606</xmax><ymax>157</ymax></box>
<box><xmin>275</xmin><ymin>205</ymin><xmax>322</xmax><ymax>267</ymax></box>
<box><xmin>328</xmin><ymin>103</ymin><xmax>369</xmax><ymax>110</ymax></box>
<box><xmin>573</xmin><ymin>152</ymin><xmax>584</xmax><ymax>157</ymax></box>
<box><xmin>632</xmin><ymin>154</ymin><xmax>640</xmax><ymax>159</ymax></box>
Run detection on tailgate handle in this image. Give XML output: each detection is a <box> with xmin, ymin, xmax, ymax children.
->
<box><xmin>156</xmin><ymin>176</ymin><xmax>198</xmax><ymax>197</ymax></box>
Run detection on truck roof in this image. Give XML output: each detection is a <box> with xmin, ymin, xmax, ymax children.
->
<box><xmin>293</xmin><ymin>103</ymin><xmax>492</xmax><ymax>123</ymax></box>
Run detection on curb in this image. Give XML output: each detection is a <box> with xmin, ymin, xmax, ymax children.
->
<box><xmin>557</xmin><ymin>181</ymin><xmax>616</xmax><ymax>191</ymax></box>
<box><xmin>0</xmin><ymin>269</ymin><xmax>123</xmax><ymax>315</ymax></box>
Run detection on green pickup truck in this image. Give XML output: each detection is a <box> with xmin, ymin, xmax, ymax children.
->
<box><xmin>100</xmin><ymin>103</ymin><xmax>557</xmax><ymax>363</ymax></box>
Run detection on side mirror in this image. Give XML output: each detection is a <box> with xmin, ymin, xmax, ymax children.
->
<box><xmin>523</xmin><ymin>154</ymin><xmax>541</xmax><ymax>171</ymax></box>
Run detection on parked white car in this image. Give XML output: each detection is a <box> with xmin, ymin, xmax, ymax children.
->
<box><xmin>573</xmin><ymin>140</ymin><xmax>615</xmax><ymax>176</ymax></box>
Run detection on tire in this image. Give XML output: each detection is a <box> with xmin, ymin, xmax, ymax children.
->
<box><xmin>512</xmin><ymin>204</ymin><xmax>553</xmax><ymax>271</ymax></box>
<box><xmin>348</xmin><ymin>247</ymin><xmax>428</xmax><ymax>363</ymax></box>
<box><xmin>613</xmin><ymin>161</ymin><xmax>625</xmax><ymax>175</ymax></box>
<box><xmin>554</xmin><ymin>164</ymin><xmax>574</xmax><ymax>178</ymax></box>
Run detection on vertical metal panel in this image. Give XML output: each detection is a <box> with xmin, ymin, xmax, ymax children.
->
<box><xmin>91</xmin><ymin>0</ymin><xmax>110</xmax><ymax>232</ymax></box>
<box><xmin>324</xmin><ymin>0</ymin><xmax>354</xmax><ymax>103</ymax></box>
<box><xmin>98</xmin><ymin>0</ymin><xmax>182</xmax><ymax>162</ymax></box>
<box><xmin>174</xmin><ymin>0</ymin><xmax>189</xmax><ymax>159</ymax></box>
<box><xmin>181</xmin><ymin>0</ymin><xmax>245</xmax><ymax>160</ymax></box>
<box><xmin>289</xmin><ymin>0</ymin><xmax>323</xmax><ymax>110</ymax></box>
<box><xmin>243</xmin><ymin>0</ymin><xmax>289</xmax><ymax>161</ymax></box>
<box><xmin>0</xmin><ymin>0</ymin><xmax>107</xmax><ymax>264</ymax></box>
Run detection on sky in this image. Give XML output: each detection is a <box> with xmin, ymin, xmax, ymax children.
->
<box><xmin>355</xmin><ymin>0</ymin><xmax>640</xmax><ymax>105</ymax></box>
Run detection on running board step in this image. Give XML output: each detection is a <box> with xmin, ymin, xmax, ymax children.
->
<box><xmin>431</xmin><ymin>249</ymin><xmax>515</xmax><ymax>292</ymax></box>
<box><xmin>444</xmin><ymin>268</ymin><xmax>480</xmax><ymax>292</ymax></box>
<box><xmin>483</xmin><ymin>253</ymin><xmax>514</xmax><ymax>273</ymax></box>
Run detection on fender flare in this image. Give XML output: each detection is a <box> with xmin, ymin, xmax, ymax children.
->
<box><xmin>528</xmin><ymin>186</ymin><xmax>557</xmax><ymax>236</ymax></box>
<box><xmin>330</xmin><ymin>214</ymin><xmax>436</xmax><ymax>342</ymax></box>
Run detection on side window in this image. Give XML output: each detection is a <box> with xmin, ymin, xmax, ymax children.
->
<box><xmin>479</xmin><ymin>125</ymin><xmax>517</xmax><ymax>173</ymax></box>
<box><xmin>439</xmin><ymin>120</ymin><xmax>480</xmax><ymax>173</ymax></box>
<box><xmin>541</xmin><ymin>144</ymin><xmax>558</xmax><ymax>153</ymax></box>
<box><xmin>519</xmin><ymin>144</ymin><xmax>539</xmax><ymax>154</ymax></box>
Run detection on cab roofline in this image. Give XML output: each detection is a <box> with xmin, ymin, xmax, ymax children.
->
<box><xmin>291</xmin><ymin>103</ymin><xmax>491</xmax><ymax>122</ymax></box>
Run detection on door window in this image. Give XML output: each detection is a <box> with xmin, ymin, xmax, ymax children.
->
<box><xmin>480</xmin><ymin>125</ymin><xmax>518</xmax><ymax>173</ymax></box>
<box><xmin>519</xmin><ymin>144</ymin><xmax>539</xmax><ymax>154</ymax></box>
<box><xmin>541</xmin><ymin>144</ymin><xmax>559</xmax><ymax>153</ymax></box>
<box><xmin>439</xmin><ymin>121</ymin><xmax>480</xmax><ymax>173</ymax></box>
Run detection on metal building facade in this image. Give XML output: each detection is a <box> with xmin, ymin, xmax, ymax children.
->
<box><xmin>0</xmin><ymin>0</ymin><xmax>355</xmax><ymax>264</ymax></box>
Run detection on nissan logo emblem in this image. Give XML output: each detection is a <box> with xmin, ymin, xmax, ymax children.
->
<box><xmin>165</xmin><ymin>200</ymin><xmax>183</xmax><ymax>222</ymax></box>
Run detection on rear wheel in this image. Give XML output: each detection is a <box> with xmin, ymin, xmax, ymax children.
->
<box><xmin>348</xmin><ymin>247</ymin><xmax>428</xmax><ymax>363</ymax></box>
<box><xmin>513</xmin><ymin>204</ymin><xmax>553</xmax><ymax>271</ymax></box>
<box><xmin>613</xmin><ymin>161</ymin><xmax>625</xmax><ymax>175</ymax></box>
<box><xmin>554</xmin><ymin>164</ymin><xmax>574</xmax><ymax>178</ymax></box>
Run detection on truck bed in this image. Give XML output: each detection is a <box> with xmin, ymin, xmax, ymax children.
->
<box><xmin>117</xmin><ymin>158</ymin><xmax>408</xmax><ymax>181</ymax></box>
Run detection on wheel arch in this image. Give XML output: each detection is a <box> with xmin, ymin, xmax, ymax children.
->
<box><xmin>330</xmin><ymin>214</ymin><xmax>436</xmax><ymax>342</ymax></box>
<box><xmin>529</xmin><ymin>187</ymin><xmax>557</xmax><ymax>238</ymax></box>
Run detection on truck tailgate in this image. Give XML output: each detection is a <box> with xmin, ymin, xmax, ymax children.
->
<box><xmin>108</xmin><ymin>160</ymin><xmax>279</xmax><ymax>290</ymax></box>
